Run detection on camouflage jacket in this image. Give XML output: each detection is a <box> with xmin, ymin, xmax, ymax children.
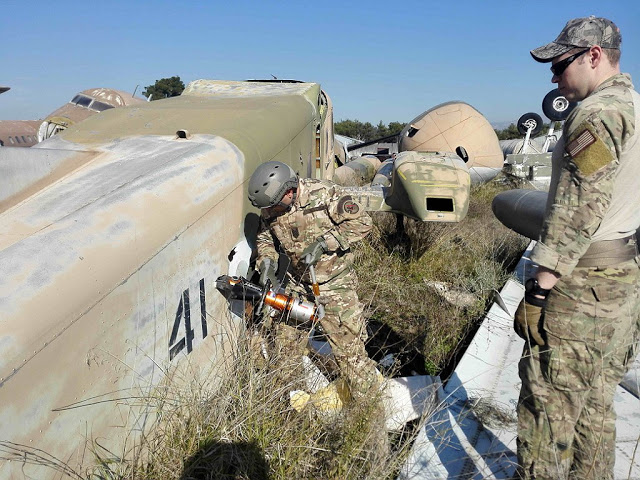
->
<box><xmin>256</xmin><ymin>178</ymin><xmax>372</xmax><ymax>284</ymax></box>
<box><xmin>531</xmin><ymin>74</ymin><xmax>637</xmax><ymax>276</ymax></box>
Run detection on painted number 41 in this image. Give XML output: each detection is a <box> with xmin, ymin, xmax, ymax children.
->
<box><xmin>169</xmin><ymin>278</ymin><xmax>207</xmax><ymax>361</ymax></box>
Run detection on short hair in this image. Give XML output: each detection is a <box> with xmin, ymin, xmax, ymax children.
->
<box><xmin>567</xmin><ymin>46</ymin><xmax>620</xmax><ymax>67</ymax></box>
<box><xmin>603</xmin><ymin>47</ymin><xmax>620</xmax><ymax>65</ymax></box>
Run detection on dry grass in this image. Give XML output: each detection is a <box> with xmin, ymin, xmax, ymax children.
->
<box><xmin>85</xmin><ymin>335</ymin><xmax>420</xmax><ymax>480</ymax></box>
<box><xmin>82</xmin><ymin>178</ymin><xmax>527</xmax><ymax>479</ymax></box>
<box><xmin>355</xmin><ymin>179</ymin><xmax>528</xmax><ymax>375</ymax></box>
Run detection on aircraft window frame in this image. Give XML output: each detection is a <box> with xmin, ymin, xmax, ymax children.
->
<box><xmin>9</xmin><ymin>136</ymin><xmax>15</xmax><ymax>144</ymax></box>
<box><xmin>73</xmin><ymin>95</ymin><xmax>92</xmax><ymax>108</ymax></box>
<box><xmin>89</xmin><ymin>100</ymin><xmax>114</xmax><ymax>112</ymax></box>
<box><xmin>15</xmin><ymin>136</ymin><xmax>21</xmax><ymax>144</ymax></box>
<box><xmin>21</xmin><ymin>136</ymin><xmax>27</xmax><ymax>143</ymax></box>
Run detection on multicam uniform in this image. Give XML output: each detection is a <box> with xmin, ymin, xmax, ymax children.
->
<box><xmin>517</xmin><ymin>74</ymin><xmax>640</xmax><ymax>479</ymax></box>
<box><xmin>255</xmin><ymin>177</ymin><xmax>379</xmax><ymax>398</ymax></box>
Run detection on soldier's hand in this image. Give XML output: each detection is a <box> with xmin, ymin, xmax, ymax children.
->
<box><xmin>258</xmin><ymin>258</ymin><xmax>277</xmax><ymax>288</ymax></box>
<box><xmin>301</xmin><ymin>237</ymin><xmax>328</xmax><ymax>265</ymax></box>
<box><xmin>514</xmin><ymin>295</ymin><xmax>546</xmax><ymax>346</ymax></box>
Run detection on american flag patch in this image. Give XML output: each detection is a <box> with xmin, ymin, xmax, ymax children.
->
<box><xmin>567</xmin><ymin>129</ymin><xmax>596</xmax><ymax>157</ymax></box>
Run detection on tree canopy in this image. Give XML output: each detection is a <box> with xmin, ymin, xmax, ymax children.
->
<box><xmin>143</xmin><ymin>76</ymin><xmax>185</xmax><ymax>101</ymax></box>
<box><xmin>334</xmin><ymin>120</ymin><xmax>406</xmax><ymax>143</ymax></box>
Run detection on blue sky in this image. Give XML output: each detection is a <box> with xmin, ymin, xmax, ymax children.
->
<box><xmin>2</xmin><ymin>0</ymin><xmax>639</xmax><ymax>126</ymax></box>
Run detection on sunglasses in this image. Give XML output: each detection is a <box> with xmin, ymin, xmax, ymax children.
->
<box><xmin>550</xmin><ymin>49</ymin><xmax>591</xmax><ymax>76</ymax></box>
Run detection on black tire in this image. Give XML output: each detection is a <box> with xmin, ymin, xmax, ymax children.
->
<box><xmin>517</xmin><ymin>112</ymin><xmax>543</xmax><ymax>136</ymax></box>
<box><xmin>542</xmin><ymin>88</ymin><xmax>577</xmax><ymax>121</ymax></box>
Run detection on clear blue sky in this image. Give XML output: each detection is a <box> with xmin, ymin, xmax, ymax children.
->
<box><xmin>2</xmin><ymin>0</ymin><xmax>638</xmax><ymax>126</ymax></box>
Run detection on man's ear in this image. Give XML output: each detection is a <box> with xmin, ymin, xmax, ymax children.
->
<box><xmin>589</xmin><ymin>45</ymin><xmax>603</xmax><ymax>68</ymax></box>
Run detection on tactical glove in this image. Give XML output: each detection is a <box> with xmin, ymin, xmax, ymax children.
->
<box><xmin>301</xmin><ymin>237</ymin><xmax>328</xmax><ymax>265</ymax></box>
<box><xmin>258</xmin><ymin>258</ymin><xmax>277</xmax><ymax>288</ymax></box>
<box><xmin>514</xmin><ymin>294</ymin><xmax>546</xmax><ymax>346</ymax></box>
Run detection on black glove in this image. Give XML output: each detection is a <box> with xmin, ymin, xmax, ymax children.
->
<box><xmin>514</xmin><ymin>293</ymin><xmax>546</xmax><ymax>346</ymax></box>
<box><xmin>301</xmin><ymin>237</ymin><xmax>328</xmax><ymax>265</ymax></box>
<box><xmin>258</xmin><ymin>258</ymin><xmax>277</xmax><ymax>288</ymax></box>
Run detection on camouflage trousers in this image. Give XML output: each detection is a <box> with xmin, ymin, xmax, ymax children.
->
<box><xmin>286</xmin><ymin>268</ymin><xmax>381</xmax><ymax>401</ymax></box>
<box><xmin>516</xmin><ymin>258</ymin><xmax>640</xmax><ymax>479</ymax></box>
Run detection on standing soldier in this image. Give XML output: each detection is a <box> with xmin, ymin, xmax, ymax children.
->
<box><xmin>514</xmin><ymin>16</ymin><xmax>640</xmax><ymax>479</ymax></box>
<box><xmin>247</xmin><ymin>161</ymin><xmax>380</xmax><ymax>400</ymax></box>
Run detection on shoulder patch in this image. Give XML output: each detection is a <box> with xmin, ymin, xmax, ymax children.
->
<box><xmin>337</xmin><ymin>195</ymin><xmax>360</xmax><ymax>216</ymax></box>
<box><xmin>565</xmin><ymin>125</ymin><xmax>615</xmax><ymax>176</ymax></box>
<box><xmin>566</xmin><ymin>129</ymin><xmax>596</xmax><ymax>157</ymax></box>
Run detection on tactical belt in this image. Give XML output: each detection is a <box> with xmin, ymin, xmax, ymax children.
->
<box><xmin>576</xmin><ymin>234</ymin><xmax>638</xmax><ymax>268</ymax></box>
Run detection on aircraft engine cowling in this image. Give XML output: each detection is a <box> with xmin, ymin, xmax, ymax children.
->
<box><xmin>333</xmin><ymin>155</ymin><xmax>381</xmax><ymax>186</ymax></box>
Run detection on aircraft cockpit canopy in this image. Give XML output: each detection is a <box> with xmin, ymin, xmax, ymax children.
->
<box><xmin>70</xmin><ymin>94</ymin><xmax>115</xmax><ymax>113</ymax></box>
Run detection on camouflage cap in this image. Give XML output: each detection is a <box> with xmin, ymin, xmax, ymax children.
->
<box><xmin>531</xmin><ymin>16</ymin><xmax>621</xmax><ymax>63</ymax></box>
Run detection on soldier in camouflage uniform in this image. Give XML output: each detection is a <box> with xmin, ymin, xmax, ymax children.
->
<box><xmin>247</xmin><ymin>161</ymin><xmax>380</xmax><ymax>400</ymax></box>
<box><xmin>513</xmin><ymin>17</ymin><xmax>640</xmax><ymax>479</ymax></box>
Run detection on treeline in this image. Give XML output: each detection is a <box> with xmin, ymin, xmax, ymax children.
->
<box><xmin>494</xmin><ymin>121</ymin><xmax>562</xmax><ymax>140</ymax></box>
<box><xmin>334</xmin><ymin>120</ymin><xmax>407</xmax><ymax>143</ymax></box>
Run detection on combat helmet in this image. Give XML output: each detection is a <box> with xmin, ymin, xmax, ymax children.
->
<box><xmin>248</xmin><ymin>161</ymin><xmax>298</xmax><ymax>208</ymax></box>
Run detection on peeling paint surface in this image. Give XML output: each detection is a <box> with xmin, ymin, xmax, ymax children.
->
<box><xmin>0</xmin><ymin>79</ymin><xmax>331</xmax><ymax>478</ymax></box>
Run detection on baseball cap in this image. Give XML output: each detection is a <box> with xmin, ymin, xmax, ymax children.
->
<box><xmin>531</xmin><ymin>16</ymin><xmax>621</xmax><ymax>63</ymax></box>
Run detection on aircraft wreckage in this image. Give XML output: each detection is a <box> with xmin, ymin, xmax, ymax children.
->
<box><xmin>0</xmin><ymin>78</ymin><xmax>508</xmax><ymax>477</ymax></box>
<box><xmin>4</xmin><ymin>78</ymin><xmax>635</xmax><ymax>478</ymax></box>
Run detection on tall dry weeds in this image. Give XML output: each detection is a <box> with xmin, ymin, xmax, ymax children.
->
<box><xmin>355</xmin><ymin>180</ymin><xmax>528</xmax><ymax>375</ymax></box>
<box><xmin>81</xmin><ymin>179</ymin><xmax>526</xmax><ymax>479</ymax></box>
<box><xmin>84</xmin><ymin>328</ymin><xmax>420</xmax><ymax>480</ymax></box>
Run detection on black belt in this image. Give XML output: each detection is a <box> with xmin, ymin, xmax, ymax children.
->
<box><xmin>576</xmin><ymin>234</ymin><xmax>638</xmax><ymax>268</ymax></box>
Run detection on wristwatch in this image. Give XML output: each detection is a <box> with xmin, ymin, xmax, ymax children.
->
<box><xmin>525</xmin><ymin>278</ymin><xmax>551</xmax><ymax>298</ymax></box>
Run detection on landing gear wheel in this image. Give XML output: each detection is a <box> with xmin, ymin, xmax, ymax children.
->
<box><xmin>517</xmin><ymin>112</ymin><xmax>543</xmax><ymax>136</ymax></box>
<box><xmin>542</xmin><ymin>88</ymin><xmax>577</xmax><ymax>121</ymax></box>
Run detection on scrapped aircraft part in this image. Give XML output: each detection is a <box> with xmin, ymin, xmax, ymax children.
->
<box><xmin>492</xmin><ymin>189</ymin><xmax>547</xmax><ymax>239</ymax></box>
<box><xmin>38</xmin><ymin>88</ymin><xmax>145</xmax><ymax>142</ymax></box>
<box><xmin>175</xmin><ymin>129</ymin><xmax>192</xmax><ymax>139</ymax></box>
<box><xmin>621</xmin><ymin>355</ymin><xmax>640</xmax><ymax>398</ymax></box>
<box><xmin>0</xmin><ymin>146</ymin><xmax>96</xmax><ymax>213</ymax></box>
<box><xmin>341</xmin><ymin>151</ymin><xmax>470</xmax><ymax>222</ymax></box>
<box><xmin>423</xmin><ymin>280</ymin><xmax>477</xmax><ymax>307</ymax></box>
<box><xmin>383</xmin><ymin>375</ymin><xmax>441</xmax><ymax>432</ymax></box>
<box><xmin>542</xmin><ymin>88</ymin><xmax>577</xmax><ymax>122</ymax></box>
<box><xmin>398</xmin><ymin>102</ymin><xmax>503</xmax><ymax>171</ymax></box>
<box><xmin>333</xmin><ymin>155</ymin><xmax>381</xmax><ymax>186</ymax></box>
<box><xmin>0</xmin><ymin>120</ymin><xmax>40</xmax><ymax>147</ymax></box>
<box><xmin>0</xmin><ymin>77</ymin><xmax>338</xmax><ymax>477</ymax></box>
<box><xmin>183</xmin><ymin>79</ymin><xmax>317</xmax><ymax>98</ymax></box>
<box><xmin>372</xmin><ymin>158</ymin><xmax>394</xmax><ymax>187</ymax></box>
<box><xmin>468</xmin><ymin>166</ymin><xmax>502</xmax><ymax>185</ymax></box>
<box><xmin>333</xmin><ymin>136</ymin><xmax>347</xmax><ymax>166</ymax></box>
<box><xmin>502</xmin><ymin>152</ymin><xmax>552</xmax><ymax>186</ymax></box>
<box><xmin>499</xmin><ymin>135</ymin><xmax>559</xmax><ymax>156</ymax></box>
<box><xmin>0</xmin><ymin>133</ymin><xmax>250</xmax><ymax>478</ymax></box>
<box><xmin>517</xmin><ymin>112</ymin><xmax>543</xmax><ymax>136</ymax></box>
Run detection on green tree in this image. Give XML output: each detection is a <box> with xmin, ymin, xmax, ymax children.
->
<box><xmin>335</xmin><ymin>119</ymin><xmax>407</xmax><ymax>142</ymax></box>
<box><xmin>387</xmin><ymin>122</ymin><xmax>406</xmax><ymax>135</ymax></box>
<box><xmin>143</xmin><ymin>76</ymin><xmax>185</xmax><ymax>101</ymax></box>
<box><xmin>494</xmin><ymin>123</ymin><xmax>521</xmax><ymax>140</ymax></box>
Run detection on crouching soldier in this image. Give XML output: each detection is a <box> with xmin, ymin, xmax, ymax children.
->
<box><xmin>248</xmin><ymin>161</ymin><xmax>380</xmax><ymax>400</ymax></box>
